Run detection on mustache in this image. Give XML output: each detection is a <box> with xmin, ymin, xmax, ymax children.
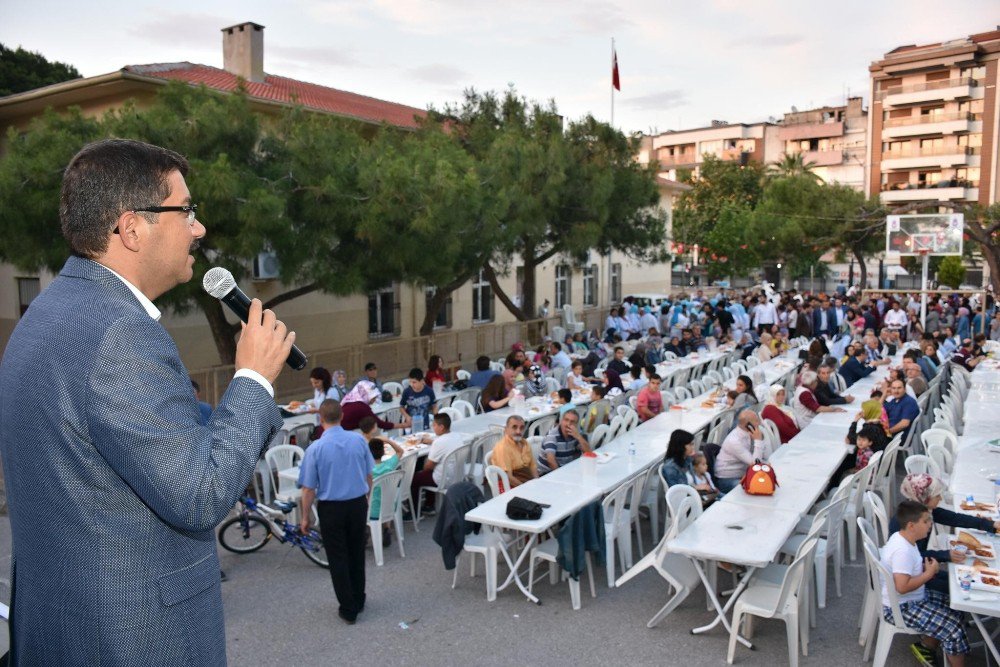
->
<box><xmin>190</xmin><ymin>240</ymin><xmax>201</xmax><ymax>253</ymax></box>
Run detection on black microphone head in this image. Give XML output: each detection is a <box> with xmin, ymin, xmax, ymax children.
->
<box><xmin>203</xmin><ymin>267</ymin><xmax>236</xmax><ymax>299</ymax></box>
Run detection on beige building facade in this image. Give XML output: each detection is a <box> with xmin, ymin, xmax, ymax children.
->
<box><xmin>778</xmin><ymin>97</ymin><xmax>868</xmax><ymax>190</ymax></box>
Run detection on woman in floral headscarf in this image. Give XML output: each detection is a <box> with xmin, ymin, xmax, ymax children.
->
<box><xmin>890</xmin><ymin>473</ymin><xmax>1000</xmax><ymax>594</ymax></box>
<box><xmin>845</xmin><ymin>398</ymin><xmax>890</xmax><ymax>451</ymax></box>
<box><xmin>340</xmin><ymin>381</ymin><xmax>409</xmax><ymax>432</ymax></box>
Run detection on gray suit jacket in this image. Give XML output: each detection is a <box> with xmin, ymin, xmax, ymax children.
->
<box><xmin>0</xmin><ymin>256</ymin><xmax>282</xmax><ymax>666</ymax></box>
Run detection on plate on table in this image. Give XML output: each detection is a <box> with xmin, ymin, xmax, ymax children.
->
<box><xmin>952</xmin><ymin>539</ymin><xmax>998</xmax><ymax>560</ymax></box>
<box><xmin>279</xmin><ymin>403</ymin><xmax>311</xmax><ymax>415</ymax></box>
<box><xmin>956</xmin><ymin>500</ymin><xmax>999</xmax><ymax>520</ymax></box>
<box><xmin>956</xmin><ymin>565</ymin><xmax>1000</xmax><ymax>592</ymax></box>
<box><xmin>594</xmin><ymin>452</ymin><xmax>617</xmax><ymax>464</ymax></box>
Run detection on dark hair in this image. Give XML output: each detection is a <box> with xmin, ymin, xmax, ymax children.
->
<box><xmin>571</xmin><ymin>360</ymin><xmax>583</xmax><ymax>369</ymax></box>
<box><xmin>318</xmin><ymin>399</ymin><xmax>342</xmax><ymax>424</ymax></box>
<box><xmin>557</xmin><ymin>388</ymin><xmax>572</xmax><ymax>403</ymax></box>
<box><xmin>481</xmin><ymin>374</ymin><xmax>507</xmax><ymax>409</ymax></box>
<box><xmin>60</xmin><ymin>139</ymin><xmax>189</xmax><ymax>258</ymax></box>
<box><xmin>428</xmin><ymin>355</ymin><xmax>443</xmax><ymax>372</ymax></box>
<box><xmin>645</xmin><ymin>365</ymin><xmax>656</xmax><ymax>376</ymax></box>
<box><xmin>358</xmin><ymin>415</ymin><xmax>377</xmax><ymax>434</ymax></box>
<box><xmin>896</xmin><ymin>500</ymin><xmax>928</xmax><ymax>530</ymax></box>
<box><xmin>368</xmin><ymin>437</ymin><xmax>391</xmax><ymax>460</ymax></box>
<box><xmin>551</xmin><ymin>342</ymin><xmax>562</xmax><ymax>352</ymax></box>
<box><xmin>433</xmin><ymin>412</ymin><xmax>451</xmax><ymax>429</ymax></box>
<box><xmin>309</xmin><ymin>367</ymin><xmax>332</xmax><ymax>392</ymax></box>
<box><xmin>903</xmin><ymin>349</ymin><xmax>921</xmax><ymax>362</ymax></box>
<box><xmin>614</xmin><ymin>346</ymin><xmax>624</xmax><ymax>353</ymax></box>
<box><xmin>408</xmin><ymin>367</ymin><xmax>424</xmax><ymax>381</ymax></box>
<box><xmin>364</xmin><ymin>362</ymin><xmax>377</xmax><ymax>372</ymax></box>
<box><xmin>629</xmin><ymin>364</ymin><xmax>642</xmax><ymax>379</ymax></box>
<box><xmin>736</xmin><ymin>374</ymin><xmax>755</xmax><ymax>397</ymax></box>
<box><xmin>476</xmin><ymin>355</ymin><xmax>490</xmax><ymax>371</ymax></box>
<box><xmin>591</xmin><ymin>385</ymin><xmax>608</xmax><ymax>399</ymax></box>
<box><xmin>665</xmin><ymin>429</ymin><xmax>695</xmax><ymax>466</ymax></box>
<box><xmin>648</xmin><ymin>373</ymin><xmax>661</xmax><ymax>382</ymax></box>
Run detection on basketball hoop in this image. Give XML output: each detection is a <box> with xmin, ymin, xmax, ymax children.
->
<box><xmin>916</xmin><ymin>248</ymin><xmax>930</xmax><ymax>256</ymax></box>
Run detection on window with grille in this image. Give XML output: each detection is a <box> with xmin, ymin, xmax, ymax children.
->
<box><xmin>368</xmin><ymin>284</ymin><xmax>400</xmax><ymax>337</ymax></box>
<box><xmin>424</xmin><ymin>288</ymin><xmax>452</xmax><ymax>329</ymax></box>
<box><xmin>472</xmin><ymin>270</ymin><xmax>494</xmax><ymax>323</ymax></box>
<box><xmin>583</xmin><ymin>264</ymin><xmax>598</xmax><ymax>306</ymax></box>
<box><xmin>17</xmin><ymin>277</ymin><xmax>39</xmax><ymax>317</ymax></box>
<box><xmin>611</xmin><ymin>263</ymin><xmax>622</xmax><ymax>303</ymax></box>
<box><xmin>555</xmin><ymin>264</ymin><xmax>571</xmax><ymax>309</ymax></box>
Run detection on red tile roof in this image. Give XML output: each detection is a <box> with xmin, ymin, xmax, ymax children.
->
<box><xmin>124</xmin><ymin>62</ymin><xmax>425</xmax><ymax>129</ymax></box>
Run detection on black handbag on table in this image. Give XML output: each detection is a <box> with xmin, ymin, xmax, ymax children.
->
<box><xmin>506</xmin><ymin>496</ymin><xmax>548</xmax><ymax>520</ymax></box>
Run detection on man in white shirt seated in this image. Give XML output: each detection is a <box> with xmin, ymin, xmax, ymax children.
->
<box><xmin>713</xmin><ymin>410</ymin><xmax>767</xmax><ymax>493</ymax></box>
<box><xmin>549</xmin><ymin>342</ymin><xmax>573</xmax><ymax>369</ymax></box>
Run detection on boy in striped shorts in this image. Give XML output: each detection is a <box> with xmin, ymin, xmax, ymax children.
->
<box><xmin>881</xmin><ymin>500</ymin><xmax>969</xmax><ymax>666</ymax></box>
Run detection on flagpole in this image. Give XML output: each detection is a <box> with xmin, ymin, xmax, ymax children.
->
<box><xmin>610</xmin><ymin>37</ymin><xmax>615</xmax><ymax>128</ymax></box>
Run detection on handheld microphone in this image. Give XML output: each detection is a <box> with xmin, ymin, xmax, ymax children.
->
<box><xmin>203</xmin><ymin>267</ymin><xmax>308</xmax><ymax>371</ymax></box>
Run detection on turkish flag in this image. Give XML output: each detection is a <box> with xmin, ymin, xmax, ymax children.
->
<box><xmin>612</xmin><ymin>49</ymin><xmax>620</xmax><ymax>91</ymax></box>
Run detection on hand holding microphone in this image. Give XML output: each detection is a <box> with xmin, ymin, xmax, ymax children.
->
<box><xmin>203</xmin><ymin>268</ymin><xmax>307</xmax><ymax>383</ymax></box>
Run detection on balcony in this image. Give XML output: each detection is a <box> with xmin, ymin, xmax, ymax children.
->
<box><xmin>796</xmin><ymin>149</ymin><xmax>844</xmax><ymax>166</ymax></box>
<box><xmin>880</xmin><ymin>146</ymin><xmax>974</xmax><ymax>170</ymax></box>
<box><xmin>877</xmin><ymin>78</ymin><xmax>976</xmax><ymax>107</ymax></box>
<box><xmin>657</xmin><ymin>152</ymin><xmax>698</xmax><ymax>168</ymax></box>
<box><xmin>882</xmin><ymin>111</ymin><xmax>978</xmax><ymax>139</ymax></box>
<box><xmin>879</xmin><ymin>180</ymin><xmax>978</xmax><ymax>203</ymax></box>
<box><xmin>778</xmin><ymin>121</ymin><xmax>844</xmax><ymax>141</ymax></box>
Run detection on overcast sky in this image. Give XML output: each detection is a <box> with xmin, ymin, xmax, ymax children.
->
<box><xmin>2</xmin><ymin>1</ymin><xmax>997</xmax><ymax>134</ymax></box>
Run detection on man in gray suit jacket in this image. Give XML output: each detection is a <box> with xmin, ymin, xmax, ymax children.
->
<box><xmin>0</xmin><ymin>139</ymin><xmax>295</xmax><ymax>666</ymax></box>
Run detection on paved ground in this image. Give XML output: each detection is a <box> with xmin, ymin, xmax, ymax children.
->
<box><xmin>0</xmin><ymin>508</ymin><xmax>994</xmax><ymax>665</ymax></box>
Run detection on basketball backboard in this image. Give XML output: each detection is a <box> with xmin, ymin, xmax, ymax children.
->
<box><xmin>886</xmin><ymin>213</ymin><xmax>963</xmax><ymax>256</ymax></box>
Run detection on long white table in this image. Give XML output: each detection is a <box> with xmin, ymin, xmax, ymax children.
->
<box><xmin>948</xmin><ymin>359</ymin><xmax>1000</xmax><ymax>662</ymax></box>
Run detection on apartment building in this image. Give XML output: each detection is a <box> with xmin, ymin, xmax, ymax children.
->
<box><xmin>868</xmin><ymin>28</ymin><xmax>1000</xmax><ymax>208</ymax></box>
<box><xmin>642</xmin><ymin>121</ymin><xmax>783</xmax><ymax>181</ymax></box>
<box><xmin>0</xmin><ymin>22</ymin><xmax>681</xmax><ymax>379</ymax></box>
<box><xmin>778</xmin><ymin>97</ymin><xmax>868</xmax><ymax>190</ymax></box>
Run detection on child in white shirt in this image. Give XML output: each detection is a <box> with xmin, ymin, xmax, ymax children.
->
<box><xmin>686</xmin><ymin>453</ymin><xmax>719</xmax><ymax>505</ymax></box>
<box><xmin>880</xmin><ymin>500</ymin><xmax>969</xmax><ymax>665</ymax></box>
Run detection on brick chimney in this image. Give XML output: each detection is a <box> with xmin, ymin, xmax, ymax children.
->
<box><xmin>221</xmin><ymin>22</ymin><xmax>265</xmax><ymax>83</ymax></box>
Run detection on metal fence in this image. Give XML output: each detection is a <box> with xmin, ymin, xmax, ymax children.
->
<box><xmin>190</xmin><ymin>308</ymin><xmax>606</xmax><ymax>404</ymax></box>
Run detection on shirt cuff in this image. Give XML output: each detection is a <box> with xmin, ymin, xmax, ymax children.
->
<box><xmin>234</xmin><ymin>368</ymin><xmax>274</xmax><ymax>398</ymax></box>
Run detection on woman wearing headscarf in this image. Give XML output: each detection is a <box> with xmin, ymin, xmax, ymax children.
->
<box><xmin>891</xmin><ymin>473</ymin><xmax>1000</xmax><ymax>593</ymax></box>
<box><xmin>845</xmin><ymin>398</ymin><xmax>890</xmax><ymax>452</ymax></box>
<box><xmin>625</xmin><ymin>304</ymin><xmax>642</xmax><ymax>340</ymax></box>
<box><xmin>519</xmin><ymin>365</ymin><xmax>548</xmax><ymax>398</ymax></box>
<box><xmin>756</xmin><ymin>333</ymin><xmax>774</xmax><ymax>362</ymax></box>
<box><xmin>602</xmin><ymin>369</ymin><xmax>624</xmax><ymax>397</ymax></box>
<box><xmin>760</xmin><ymin>384</ymin><xmax>799</xmax><ymax>443</ymax></box>
<box><xmin>330</xmin><ymin>369</ymin><xmax>350</xmax><ymax>402</ymax></box>
<box><xmin>340</xmin><ymin>381</ymin><xmax>410</xmax><ymax>432</ymax></box>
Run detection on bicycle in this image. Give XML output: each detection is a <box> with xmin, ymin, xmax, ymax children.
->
<box><xmin>217</xmin><ymin>496</ymin><xmax>329</xmax><ymax>568</ymax></box>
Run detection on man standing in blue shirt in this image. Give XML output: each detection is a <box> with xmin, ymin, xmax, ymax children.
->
<box><xmin>299</xmin><ymin>400</ymin><xmax>374</xmax><ymax>624</ymax></box>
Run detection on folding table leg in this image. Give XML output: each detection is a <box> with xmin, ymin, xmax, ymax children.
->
<box><xmin>689</xmin><ymin>560</ymin><xmax>755</xmax><ymax>650</ymax></box>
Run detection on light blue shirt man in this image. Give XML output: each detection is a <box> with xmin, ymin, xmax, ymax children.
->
<box><xmin>299</xmin><ymin>425</ymin><xmax>374</xmax><ymax>501</ymax></box>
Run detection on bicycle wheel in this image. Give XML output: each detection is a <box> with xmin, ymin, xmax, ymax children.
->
<box><xmin>218</xmin><ymin>515</ymin><xmax>272</xmax><ymax>553</ymax></box>
<box><xmin>299</xmin><ymin>529</ymin><xmax>330</xmax><ymax>568</ymax></box>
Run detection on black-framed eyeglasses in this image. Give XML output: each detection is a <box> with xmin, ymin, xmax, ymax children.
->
<box><xmin>132</xmin><ymin>204</ymin><xmax>198</xmax><ymax>223</ymax></box>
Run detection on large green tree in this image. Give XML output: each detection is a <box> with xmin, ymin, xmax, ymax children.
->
<box><xmin>0</xmin><ymin>43</ymin><xmax>81</xmax><ymax>96</ymax></box>
<box><xmin>437</xmin><ymin>89</ymin><xmax>668</xmax><ymax>321</ymax></box>
<box><xmin>672</xmin><ymin>155</ymin><xmax>765</xmax><ymax>248</ymax></box>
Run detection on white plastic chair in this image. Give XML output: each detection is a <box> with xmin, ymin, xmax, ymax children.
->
<box><xmin>455</xmin><ymin>369</ymin><xmax>471</xmax><ymax>381</ymax></box>
<box><xmin>921</xmin><ymin>428</ymin><xmax>959</xmax><ymax>457</ymax></box>
<box><xmin>602</xmin><ymin>479</ymin><xmax>635</xmax><ymax>587</ymax></box>
<box><xmin>621</xmin><ymin>408</ymin><xmax>639</xmax><ymax>432</ymax></box>
<box><xmin>451</xmin><ymin>399</ymin><xmax>476</xmax><ymax>419</ymax></box>
<box><xmin>860</xmin><ymin>537</ymin><xmax>922</xmax><ymax>666</ymax></box>
<box><xmin>382</xmin><ymin>381</ymin><xmax>404</xmax><ymax>399</ymax></box>
<box><xmin>466</xmin><ymin>431</ymin><xmax>501</xmax><ymax>485</ymax></box>
<box><xmin>607</xmin><ymin>415</ymin><xmax>625</xmax><ymax>441</ymax></box>
<box><xmin>528</xmin><ymin>527</ymin><xmax>596</xmax><ymax>610</ymax></box>
<box><xmin>856</xmin><ymin>516</ymin><xmax>881</xmax><ymax>650</ymax></box>
<box><xmin>903</xmin><ymin>453</ymin><xmax>942</xmax><ymax>478</ymax></box>
<box><xmin>526</xmin><ymin>415</ymin><xmax>557</xmax><ymax>439</ymax></box>
<box><xmin>589</xmin><ymin>423</ymin><xmax>611</xmax><ymax>450</ymax></box>
<box><xmin>485</xmin><ymin>464</ymin><xmax>510</xmax><ymax>498</ymax></box>
<box><xmin>615</xmin><ymin>493</ymin><xmax>702</xmax><ymax>627</ymax></box>
<box><xmin>780</xmin><ymin>495</ymin><xmax>848</xmax><ymax>609</ymax></box>
<box><xmin>688</xmin><ymin>379</ymin><xmax>706</xmax><ymax>396</ymax></box>
<box><xmin>416</xmin><ymin>443</ymin><xmax>471</xmax><ymax>521</ymax></box>
<box><xmin>843</xmin><ymin>450</ymin><xmax>883</xmax><ymax>562</ymax></box>
<box><xmin>438</xmin><ymin>406</ymin><xmax>462</xmax><ymax>423</ymax></box>
<box><xmin>264</xmin><ymin>444</ymin><xmax>305</xmax><ymax>502</ymax></box>
<box><xmin>397</xmin><ymin>451</ymin><xmax>420</xmax><ymax>531</ymax></box>
<box><xmin>368</xmin><ymin>470</ymin><xmax>406</xmax><ymax>566</ymax></box>
<box><xmin>673</xmin><ymin>386</ymin><xmax>693</xmax><ymax>402</ymax></box>
<box><xmin>639</xmin><ymin>463</ymin><xmax>663</xmax><ymax>543</ymax></box>
<box><xmin>925</xmin><ymin>443</ymin><xmax>953</xmax><ymax>479</ymax></box>
<box><xmin>871</xmin><ymin>436</ymin><xmax>903</xmax><ymax>510</ymax></box>
<box><xmin>727</xmin><ymin>537</ymin><xmax>819</xmax><ymax>667</ymax></box>
<box><xmin>452</xmin><ymin>527</ymin><xmax>504</xmax><ymax>602</ymax></box>
<box><xmin>862</xmin><ymin>490</ymin><xmax>890</xmax><ymax>547</ymax></box>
